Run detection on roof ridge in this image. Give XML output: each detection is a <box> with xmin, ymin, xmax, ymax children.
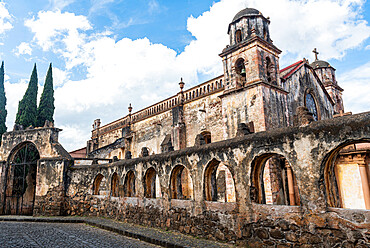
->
<box><xmin>280</xmin><ymin>60</ymin><xmax>303</xmax><ymax>72</ymax></box>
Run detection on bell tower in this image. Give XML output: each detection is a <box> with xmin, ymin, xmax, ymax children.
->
<box><xmin>220</xmin><ymin>8</ymin><xmax>282</xmax><ymax>92</ymax></box>
<box><xmin>219</xmin><ymin>8</ymin><xmax>289</xmax><ymax>137</ymax></box>
<box><xmin>310</xmin><ymin>48</ymin><xmax>344</xmax><ymax>114</ymax></box>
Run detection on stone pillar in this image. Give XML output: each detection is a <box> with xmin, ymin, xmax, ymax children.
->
<box><xmin>285</xmin><ymin>161</ymin><xmax>296</xmax><ymax>206</ymax></box>
<box><xmin>358</xmin><ymin>162</ymin><xmax>370</xmax><ymax>210</ymax></box>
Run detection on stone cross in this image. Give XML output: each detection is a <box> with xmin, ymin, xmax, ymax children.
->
<box><xmin>312</xmin><ymin>48</ymin><xmax>319</xmax><ymax>60</ymax></box>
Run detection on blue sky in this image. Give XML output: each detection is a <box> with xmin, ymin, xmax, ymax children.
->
<box><xmin>0</xmin><ymin>0</ymin><xmax>369</xmax><ymax>151</ymax></box>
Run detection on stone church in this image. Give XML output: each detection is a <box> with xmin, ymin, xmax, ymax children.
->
<box><xmin>0</xmin><ymin>8</ymin><xmax>369</xmax><ymax>247</ymax></box>
<box><xmin>85</xmin><ymin>8</ymin><xmax>344</xmax><ymax>160</ymax></box>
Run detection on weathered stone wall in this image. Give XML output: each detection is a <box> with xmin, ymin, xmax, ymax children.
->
<box><xmin>65</xmin><ymin>112</ymin><xmax>370</xmax><ymax>246</ymax></box>
<box><xmin>284</xmin><ymin>65</ymin><xmax>334</xmax><ymax>124</ymax></box>
<box><xmin>0</xmin><ymin>128</ymin><xmax>72</xmax><ymax>216</ymax></box>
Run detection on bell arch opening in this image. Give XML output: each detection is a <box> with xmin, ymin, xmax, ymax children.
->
<box><xmin>4</xmin><ymin>142</ymin><xmax>40</xmax><ymax>215</ymax></box>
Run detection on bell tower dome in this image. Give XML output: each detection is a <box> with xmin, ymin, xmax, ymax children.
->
<box><xmin>220</xmin><ymin>8</ymin><xmax>282</xmax><ymax>92</ymax></box>
<box><xmin>228</xmin><ymin>8</ymin><xmax>272</xmax><ymax>46</ymax></box>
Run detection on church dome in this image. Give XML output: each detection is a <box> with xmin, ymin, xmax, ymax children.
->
<box><xmin>232</xmin><ymin>8</ymin><xmax>262</xmax><ymax>22</ymax></box>
<box><xmin>310</xmin><ymin>60</ymin><xmax>331</xmax><ymax>69</ymax></box>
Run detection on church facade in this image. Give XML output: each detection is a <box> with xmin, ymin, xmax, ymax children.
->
<box><xmin>86</xmin><ymin>8</ymin><xmax>343</xmax><ymax>161</ymax></box>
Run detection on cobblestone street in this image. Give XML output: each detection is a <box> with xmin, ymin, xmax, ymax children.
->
<box><xmin>0</xmin><ymin>222</ymin><xmax>160</xmax><ymax>248</ymax></box>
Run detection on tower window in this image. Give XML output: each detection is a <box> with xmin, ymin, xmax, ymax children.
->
<box><xmin>235</xmin><ymin>30</ymin><xmax>242</xmax><ymax>43</ymax></box>
<box><xmin>266</xmin><ymin>57</ymin><xmax>275</xmax><ymax>84</ymax></box>
<box><xmin>235</xmin><ymin>58</ymin><xmax>246</xmax><ymax>87</ymax></box>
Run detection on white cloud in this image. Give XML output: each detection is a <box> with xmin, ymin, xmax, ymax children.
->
<box><xmin>48</xmin><ymin>0</ymin><xmax>75</xmax><ymax>10</ymax></box>
<box><xmin>338</xmin><ymin>61</ymin><xmax>370</xmax><ymax>114</ymax></box>
<box><xmin>52</xmin><ymin>67</ymin><xmax>69</xmax><ymax>87</ymax></box>
<box><xmin>22</xmin><ymin>0</ymin><xmax>370</xmax><ymax>151</ymax></box>
<box><xmin>15</xmin><ymin>42</ymin><xmax>32</xmax><ymax>56</ymax></box>
<box><xmin>25</xmin><ymin>10</ymin><xmax>91</xmax><ymax>68</ymax></box>
<box><xmin>0</xmin><ymin>2</ymin><xmax>12</xmax><ymax>35</ymax></box>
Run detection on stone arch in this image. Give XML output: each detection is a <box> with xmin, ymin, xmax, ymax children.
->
<box><xmin>169</xmin><ymin>164</ymin><xmax>193</xmax><ymax>200</ymax></box>
<box><xmin>321</xmin><ymin>139</ymin><xmax>370</xmax><ymax>209</ymax></box>
<box><xmin>92</xmin><ymin>173</ymin><xmax>105</xmax><ymax>195</ymax></box>
<box><xmin>250</xmin><ymin>153</ymin><xmax>300</xmax><ymax>205</ymax></box>
<box><xmin>111</xmin><ymin>172</ymin><xmax>119</xmax><ymax>197</ymax></box>
<box><xmin>203</xmin><ymin>159</ymin><xmax>236</xmax><ymax>202</ymax></box>
<box><xmin>144</xmin><ymin>167</ymin><xmax>159</xmax><ymax>198</ymax></box>
<box><xmin>123</xmin><ymin>170</ymin><xmax>136</xmax><ymax>197</ymax></box>
<box><xmin>4</xmin><ymin>142</ymin><xmax>40</xmax><ymax>215</ymax></box>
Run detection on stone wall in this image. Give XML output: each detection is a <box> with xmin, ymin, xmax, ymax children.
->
<box><xmin>64</xmin><ymin>112</ymin><xmax>370</xmax><ymax>246</ymax></box>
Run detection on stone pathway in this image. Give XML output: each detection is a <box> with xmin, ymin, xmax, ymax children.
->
<box><xmin>0</xmin><ymin>216</ymin><xmax>234</xmax><ymax>248</ymax></box>
<box><xmin>0</xmin><ymin>221</ymin><xmax>160</xmax><ymax>248</ymax></box>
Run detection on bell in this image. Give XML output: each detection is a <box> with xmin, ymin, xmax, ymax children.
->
<box><xmin>241</xmin><ymin>68</ymin><xmax>246</xmax><ymax>76</ymax></box>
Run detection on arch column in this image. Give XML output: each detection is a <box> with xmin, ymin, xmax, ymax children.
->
<box><xmin>285</xmin><ymin>161</ymin><xmax>295</xmax><ymax>206</ymax></box>
<box><xmin>358</xmin><ymin>160</ymin><xmax>370</xmax><ymax>209</ymax></box>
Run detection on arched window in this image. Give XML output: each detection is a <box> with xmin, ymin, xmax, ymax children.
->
<box><xmin>324</xmin><ymin>141</ymin><xmax>370</xmax><ymax>209</ymax></box>
<box><xmin>93</xmin><ymin>174</ymin><xmax>105</xmax><ymax>195</ymax></box>
<box><xmin>124</xmin><ymin>171</ymin><xmax>136</xmax><ymax>197</ymax></box>
<box><xmin>305</xmin><ymin>92</ymin><xmax>319</xmax><ymax>121</ymax></box>
<box><xmin>111</xmin><ymin>172</ymin><xmax>119</xmax><ymax>197</ymax></box>
<box><xmin>235</xmin><ymin>30</ymin><xmax>242</xmax><ymax>43</ymax></box>
<box><xmin>5</xmin><ymin>142</ymin><xmax>40</xmax><ymax>215</ymax></box>
<box><xmin>170</xmin><ymin>165</ymin><xmax>193</xmax><ymax>200</ymax></box>
<box><xmin>204</xmin><ymin>159</ymin><xmax>236</xmax><ymax>202</ymax></box>
<box><xmin>251</xmin><ymin>154</ymin><xmax>300</xmax><ymax>205</ymax></box>
<box><xmin>235</xmin><ymin>58</ymin><xmax>246</xmax><ymax>87</ymax></box>
<box><xmin>144</xmin><ymin>168</ymin><xmax>157</xmax><ymax>198</ymax></box>
<box><xmin>266</xmin><ymin>57</ymin><xmax>273</xmax><ymax>83</ymax></box>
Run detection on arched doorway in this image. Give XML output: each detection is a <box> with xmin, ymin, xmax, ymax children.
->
<box><xmin>4</xmin><ymin>142</ymin><xmax>40</xmax><ymax>215</ymax></box>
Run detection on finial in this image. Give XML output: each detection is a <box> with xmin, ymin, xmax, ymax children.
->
<box><xmin>128</xmin><ymin>103</ymin><xmax>132</xmax><ymax>113</ymax></box>
<box><xmin>312</xmin><ymin>48</ymin><xmax>319</xmax><ymax>61</ymax></box>
<box><xmin>179</xmin><ymin>77</ymin><xmax>185</xmax><ymax>91</ymax></box>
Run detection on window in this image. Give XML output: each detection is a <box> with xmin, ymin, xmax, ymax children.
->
<box><xmin>235</xmin><ymin>30</ymin><xmax>242</xmax><ymax>43</ymax></box>
<box><xmin>305</xmin><ymin>92</ymin><xmax>318</xmax><ymax>121</ymax></box>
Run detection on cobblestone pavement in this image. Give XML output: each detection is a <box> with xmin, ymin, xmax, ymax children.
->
<box><xmin>0</xmin><ymin>222</ymin><xmax>160</xmax><ymax>248</ymax></box>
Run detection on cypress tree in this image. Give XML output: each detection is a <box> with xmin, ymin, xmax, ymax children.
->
<box><xmin>15</xmin><ymin>64</ymin><xmax>38</xmax><ymax>128</ymax></box>
<box><xmin>36</xmin><ymin>63</ymin><xmax>54</xmax><ymax>127</ymax></box>
<box><xmin>0</xmin><ymin>61</ymin><xmax>7</xmax><ymax>140</ymax></box>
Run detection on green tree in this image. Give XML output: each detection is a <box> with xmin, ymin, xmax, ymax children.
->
<box><xmin>0</xmin><ymin>61</ymin><xmax>7</xmax><ymax>140</ymax></box>
<box><xmin>36</xmin><ymin>63</ymin><xmax>54</xmax><ymax>127</ymax></box>
<box><xmin>15</xmin><ymin>64</ymin><xmax>38</xmax><ymax>128</ymax></box>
